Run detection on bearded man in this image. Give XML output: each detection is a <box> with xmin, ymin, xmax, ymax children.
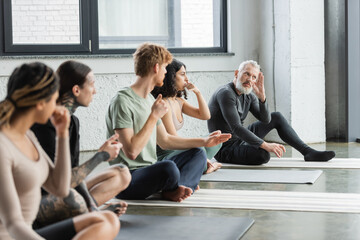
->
<box><xmin>207</xmin><ymin>60</ymin><xmax>335</xmax><ymax>165</ymax></box>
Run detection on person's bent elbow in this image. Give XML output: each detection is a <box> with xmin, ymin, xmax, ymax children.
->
<box><xmin>48</xmin><ymin>179</ymin><xmax>70</xmax><ymax>197</ymax></box>
<box><xmin>123</xmin><ymin>149</ymin><xmax>138</xmax><ymax>160</ymax></box>
<box><xmin>5</xmin><ymin>219</ymin><xmax>24</xmax><ymax>236</ymax></box>
<box><xmin>200</xmin><ymin>114</ymin><xmax>211</xmax><ymax>120</ymax></box>
<box><xmin>56</xmin><ymin>186</ymin><xmax>70</xmax><ymax>198</ymax></box>
<box><xmin>197</xmin><ymin>111</ymin><xmax>211</xmax><ymax>120</ymax></box>
<box><xmin>263</xmin><ymin>118</ymin><xmax>271</xmax><ymax>124</ymax></box>
<box><xmin>261</xmin><ymin>115</ymin><xmax>271</xmax><ymax>124</ymax></box>
<box><xmin>157</xmin><ymin>141</ymin><xmax>169</xmax><ymax>151</ymax></box>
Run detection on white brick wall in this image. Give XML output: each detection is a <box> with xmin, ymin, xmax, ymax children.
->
<box><xmin>11</xmin><ymin>0</ymin><xmax>216</xmax><ymax>48</ymax></box>
<box><xmin>12</xmin><ymin>0</ymin><xmax>80</xmax><ymax>44</ymax></box>
<box><xmin>0</xmin><ymin>70</ymin><xmax>233</xmax><ymax>151</ymax></box>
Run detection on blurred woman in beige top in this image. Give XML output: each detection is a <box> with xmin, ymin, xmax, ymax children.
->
<box><xmin>0</xmin><ymin>62</ymin><xmax>119</xmax><ymax>240</ymax></box>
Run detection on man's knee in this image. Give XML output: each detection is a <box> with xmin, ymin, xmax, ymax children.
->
<box><xmin>253</xmin><ymin>149</ymin><xmax>271</xmax><ymax>165</ymax></box>
<box><xmin>271</xmin><ymin>112</ymin><xmax>287</xmax><ymax>125</ymax></box>
<box><xmin>112</xmin><ymin>165</ymin><xmax>132</xmax><ymax>190</ymax></box>
<box><xmin>179</xmin><ymin>148</ymin><xmax>207</xmax><ymax>172</ymax></box>
<box><xmin>247</xmin><ymin>148</ymin><xmax>270</xmax><ymax>165</ymax></box>
<box><xmin>81</xmin><ymin>211</ymin><xmax>120</xmax><ymax>238</ymax></box>
<box><xmin>101</xmin><ymin>210</ymin><xmax>121</xmax><ymax>233</ymax></box>
<box><xmin>188</xmin><ymin>148</ymin><xmax>207</xmax><ymax>165</ymax></box>
<box><xmin>259</xmin><ymin>149</ymin><xmax>271</xmax><ymax>163</ymax></box>
<box><xmin>157</xmin><ymin>160</ymin><xmax>180</xmax><ymax>179</ymax></box>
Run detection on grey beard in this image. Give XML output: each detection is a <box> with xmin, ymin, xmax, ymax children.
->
<box><xmin>236</xmin><ymin>80</ymin><xmax>252</xmax><ymax>95</ymax></box>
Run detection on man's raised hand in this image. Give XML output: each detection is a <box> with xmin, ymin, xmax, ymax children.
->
<box><xmin>151</xmin><ymin>94</ymin><xmax>168</xmax><ymax>119</ymax></box>
<box><xmin>252</xmin><ymin>72</ymin><xmax>266</xmax><ymax>102</ymax></box>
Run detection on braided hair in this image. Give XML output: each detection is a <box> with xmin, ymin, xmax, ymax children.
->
<box><xmin>0</xmin><ymin>62</ymin><xmax>59</xmax><ymax>127</ymax></box>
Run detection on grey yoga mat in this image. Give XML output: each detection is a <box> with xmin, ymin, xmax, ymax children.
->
<box><xmin>201</xmin><ymin>169</ymin><xmax>322</xmax><ymax>184</ymax></box>
<box><xmin>220</xmin><ymin>157</ymin><xmax>360</xmax><ymax>169</ymax></box>
<box><xmin>115</xmin><ymin>215</ymin><xmax>254</xmax><ymax>240</ymax></box>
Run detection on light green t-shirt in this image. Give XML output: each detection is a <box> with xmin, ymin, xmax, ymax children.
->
<box><xmin>105</xmin><ymin>87</ymin><xmax>160</xmax><ymax>170</ymax></box>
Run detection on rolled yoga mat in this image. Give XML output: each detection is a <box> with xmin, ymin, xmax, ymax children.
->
<box><xmin>200</xmin><ymin>169</ymin><xmax>322</xmax><ymax>184</ymax></box>
<box><xmin>115</xmin><ymin>214</ymin><xmax>254</xmax><ymax>240</ymax></box>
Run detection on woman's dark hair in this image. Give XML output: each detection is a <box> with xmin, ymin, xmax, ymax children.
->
<box><xmin>151</xmin><ymin>58</ymin><xmax>187</xmax><ymax>99</ymax></box>
<box><xmin>0</xmin><ymin>62</ymin><xmax>59</xmax><ymax>126</ymax></box>
<box><xmin>57</xmin><ymin>60</ymin><xmax>92</xmax><ymax>100</ymax></box>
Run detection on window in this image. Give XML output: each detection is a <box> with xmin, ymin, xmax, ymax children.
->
<box><xmin>97</xmin><ymin>0</ymin><xmax>170</xmax><ymax>49</ymax></box>
<box><xmin>12</xmin><ymin>0</ymin><xmax>80</xmax><ymax>44</ymax></box>
<box><xmin>0</xmin><ymin>0</ymin><xmax>227</xmax><ymax>55</ymax></box>
<box><xmin>1</xmin><ymin>0</ymin><xmax>90</xmax><ymax>54</ymax></box>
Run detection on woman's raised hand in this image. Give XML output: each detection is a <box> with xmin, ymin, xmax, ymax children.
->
<box><xmin>50</xmin><ymin>106</ymin><xmax>70</xmax><ymax>138</ymax></box>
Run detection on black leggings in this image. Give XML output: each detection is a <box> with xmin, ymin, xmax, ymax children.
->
<box><xmin>216</xmin><ymin>112</ymin><xmax>309</xmax><ymax>165</ymax></box>
<box><xmin>35</xmin><ymin>218</ymin><xmax>76</xmax><ymax>240</ymax></box>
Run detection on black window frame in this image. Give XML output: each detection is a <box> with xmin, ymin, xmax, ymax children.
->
<box><xmin>0</xmin><ymin>0</ymin><xmax>227</xmax><ymax>56</ymax></box>
<box><xmin>0</xmin><ymin>0</ymin><xmax>90</xmax><ymax>56</ymax></box>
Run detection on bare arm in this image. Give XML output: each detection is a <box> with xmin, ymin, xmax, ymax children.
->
<box><xmin>43</xmin><ymin>107</ymin><xmax>71</xmax><ymax>197</ymax></box>
<box><xmin>115</xmin><ymin>95</ymin><xmax>168</xmax><ymax>160</ymax></box>
<box><xmin>160</xmin><ymin>101</ymin><xmax>178</xmax><ymax>136</ymax></box>
<box><xmin>182</xmin><ymin>83</ymin><xmax>210</xmax><ymax>120</ymax></box>
<box><xmin>157</xmin><ymin>123</ymin><xmax>231</xmax><ymax>150</ymax></box>
<box><xmin>70</xmin><ymin>152</ymin><xmax>109</xmax><ymax>188</ymax></box>
<box><xmin>70</xmin><ymin>134</ymin><xmax>121</xmax><ymax>188</ymax></box>
<box><xmin>115</xmin><ymin>117</ymin><xmax>157</xmax><ymax>160</ymax></box>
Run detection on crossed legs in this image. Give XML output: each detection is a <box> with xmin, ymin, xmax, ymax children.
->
<box><xmin>117</xmin><ymin>148</ymin><xmax>206</xmax><ymax>202</ymax></box>
<box><xmin>72</xmin><ymin>211</ymin><xmax>119</xmax><ymax>240</ymax></box>
<box><xmin>86</xmin><ymin>164</ymin><xmax>131</xmax><ymax>207</ymax></box>
<box><xmin>34</xmin><ymin>164</ymin><xmax>131</xmax><ymax>228</ymax></box>
<box><xmin>36</xmin><ymin>211</ymin><xmax>119</xmax><ymax>240</ymax></box>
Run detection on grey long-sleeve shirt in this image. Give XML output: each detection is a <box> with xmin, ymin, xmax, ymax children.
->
<box><xmin>207</xmin><ymin>82</ymin><xmax>271</xmax><ymax>147</ymax></box>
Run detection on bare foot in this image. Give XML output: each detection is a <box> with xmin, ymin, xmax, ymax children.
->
<box><xmin>100</xmin><ymin>201</ymin><xmax>128</xmax><ymax>216</ymax></box>
<box><xmin>195</xmin><ymin>185</ymin><xmax>200</xmax><ymax>192</ymax></box>
<box><xmin>162</xmin><ymin>185</ymin><xmax>193</xmax><ymax>202</ymax></box>
<box><xmin>205</xmin><ymin>159</ymin><xmax>222</xmax><ymax>174</ymax></box>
